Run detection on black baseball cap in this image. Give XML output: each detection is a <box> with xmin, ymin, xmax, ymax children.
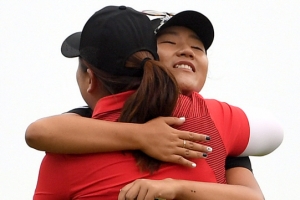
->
<box><xmin>61</xmin><ymin>6</ymin><xmax>159</xmax><ymax>76</ymax></box>
<box><xmin>151</xmin><ymin>10</ymin><xmax>214</xmax><ymax>50</ymax></box>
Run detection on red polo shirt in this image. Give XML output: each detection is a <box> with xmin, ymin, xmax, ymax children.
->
<box><xmin>34</xmin><ymin>91</ymin><xmax>249</xmax><ymax>200</ymax></box>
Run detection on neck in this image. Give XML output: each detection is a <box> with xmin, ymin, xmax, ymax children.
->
<box><xmin>180</xmin><ymin>90</ymin><xmax>194</xmax><ymax>97</ymax></box>
<box><xmin>87</xmin><ymin>88</ymin><xmax>112</xmax><ymax>110</ymax></box>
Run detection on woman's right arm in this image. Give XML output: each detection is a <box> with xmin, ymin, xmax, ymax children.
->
<box><xmin>25</xmin><ymin>113</ymin><xmax>211</xmax><ymax>167</ymax></box>
<box><xmin>118</xmin><ymin>167</ymin><xmax>264</xmax><ymax>200</ymax></box>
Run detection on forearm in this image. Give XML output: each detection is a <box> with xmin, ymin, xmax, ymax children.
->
<box><xmin>174</xmin><ymin>180</ymin><xmax>264</xmax><ymax>200</ymax></box>
<box><xmin>175</xmin><ymin>167</ymin><xmax>263</xmax><ymax>200</ymax></box>
<box><xmin>25</xmin><ymin>113</ymin><xmax>210</xmax><ymax>167</ymax></box>
<box><xmin>119</xmin><ymin>170</ymin><xmax>264</xmax><ymax>200</ymax></box>
<box><xmin>25</xmin><ymin>114</ymin><xmax>141</xmax><ymax>153</ymax></box>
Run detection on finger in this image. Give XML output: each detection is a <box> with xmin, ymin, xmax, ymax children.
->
<box><xmin>136</xmin><ymin>186</ymin><xmax>148</xmax><ymax>200</ymax></box>
<box><xmin>167</xmin><ymin>155</ymin><xmax>197</xmax><ymax>168</ymax></box>
<box><xmin>178</xmin><ymin>131</ymin><xmax>211</xmax><ymax>142</ymax></box>
<box><xmin>124</xmin><ymin>183</ymin><xmax>143</xmax><ymax>200</ymax></box>
<box><xmin>170</xmin><ymin>149</ymin><xmax>210</xmax><ymax>167</ymax></box>
<box><xmin>183</xmin><ymin>141</ymin><xmax>213</xmax><ymax>153</ymax></box>
<box><xmin>170</xmin><ymin>143</ymin><xmax>213</xmax><ymax>160</ymax></box>
<box><xmin>118</xmin><ymin>189</ymin><xmax>126</xmax><ymax>200</ymax></box>
<box><xmin>176</xmin><ymin>141</ymin><xmax>212</xmax><ymax>159</ymax></box>
<box><xmin>118</xmin><ymin>182</ymin><xmax>134</xmax><ymax>200</ymax></box>
<box><xmin>160</xmin><ymin>117</ymin><xmax>211</xmax><ymax>142</ymax></box>
<box><xmin>118</xmin><ymin>189</ymin><xmax>128</xmax><ymax>200</ymax></box>
<box><xmin>161</xmin><ymin>116</ymin><xmax>186</xmax><ymax>126</ymax></box>
<box><xmin>144</xmin><ymin>190</ymin><xmax>156</xmax><ymax>200</ymax></box>
<box><xmin>181</xmin><ymin>148</ymin><xmax>209</xmax><ymax>159</ymax></box>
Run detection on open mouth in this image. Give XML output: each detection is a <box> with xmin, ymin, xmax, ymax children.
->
<box><xmin>174</xmin><ymin>64</ymin><xmax>195</xmax><ymax>72</ymax></box>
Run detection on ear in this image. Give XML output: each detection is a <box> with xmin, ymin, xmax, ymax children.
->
<box><xmin>86</xmin><ymin>68</ymin><xmax>98</xmax><ymax>93</ymax></box>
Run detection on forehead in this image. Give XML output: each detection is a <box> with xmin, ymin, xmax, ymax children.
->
<box><xmin>157</xmin><ymin>26</ymin><xmax>200</xmax><ymax>41</ymax></box>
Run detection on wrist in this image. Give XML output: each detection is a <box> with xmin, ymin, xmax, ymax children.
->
<box><xmin>120</xmin><ymin>123</ymin><xmax>144</xmax><ymax>151</ymax></box>
<box><xmin>131</xmin><ymin>123</ymin><xmax>146</xmax><ymax>151</ymax></box>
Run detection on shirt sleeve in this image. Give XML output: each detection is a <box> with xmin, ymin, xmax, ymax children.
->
<box><xmin>239</xmin><ymin>106</ymin><xmax>284</xmax><ymax>156</ymax></box>
<box><xmin>225</xmin><ymin>156</ymin><xmax>252</xmax><ymax>172</ymax></box>
<box><xmin>64</xmin><ymin>106</ymin><xmax>93</xmax><ymax>118</ymax></box>
<box><xmin>205</xmin><ymin>99</ymin><xmax>250</xmax><ymax>156</ymax></box>
<box><xmin>33</xmin><ymin>154</ymin><xmax>70</xmax><ymax>200</ymax></box>
<box><xmin>206</xmin><ymin>99</ymin><xmax>284</xmax><ymax>157</ymax></box>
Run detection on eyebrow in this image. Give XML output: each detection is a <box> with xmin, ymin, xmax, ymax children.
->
<box><xmin>159</xmin><ymin>30</ymin><xmax>201</xmax><ymax>41</ymax></box>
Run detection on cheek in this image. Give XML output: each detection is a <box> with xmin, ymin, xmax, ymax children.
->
<box><xmin>202</xmin><ymin>65</ymin><xmax>208</xmax><ymax>76</ymax></box>
<box><xmin>157</xmin><ymin>47</ymin><xmax>165</xmax><ymax>60</ymax></box>
<box><xmin>157</xmin><ymin>49</ymin><xmax>172</xmax><ymax>69</ymax></box>
<box><xmin>197</xmin><ymin>56</ymin><xmax>208</xmax><ymax>74</ymax></box>
<box><xmin>76</xmin><ymin>70</ymin><xmax>79</xmax><ymax>84</ymax></box>
<box><xmin>157</xmin><ymin>44</ymin><xmax>170</xmax><ymax>61</ymax></box>
<box><xmin>76</xmin><ymin>68</ymin><xmax>86</xmax><ymax>90</ymax></box>
<box><xmin>76</xmin><ymin>69</ymin><xmax>80</xmax><ymax>85</ymax></box>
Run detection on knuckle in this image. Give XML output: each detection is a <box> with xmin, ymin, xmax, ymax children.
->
<box><xmin>188</xmin><ymin>141</ymin><xmax>194</xmax><ymax>149</ymax></box>
<box><xmin>188</xmin><ymin>132</ymin><xmax>194</xmax><ymax>139</ymax></box>
<box><xmin>184</xmin><ymin>149</ymin><xmax>190</xmax><ymax>156</ymax></box>
<box><xmin>177</xmin><ymin>156</ymin><xmax>184</xmax><ymax>163</ymax></box>
<box><xmin>196</xmin><ymin>152</ymin><xmax>202</xmax><ymax>158</ymax></box>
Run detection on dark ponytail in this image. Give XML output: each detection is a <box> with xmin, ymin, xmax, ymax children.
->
<box><xmin>84</xmin><ymin>51</ymin><xmax>179</xmax><ymax>173</ymax></box>
<box><xmin>119</xmin><ymin>51</ymin><xmax>179</xmax><ymax>173</ymax></box>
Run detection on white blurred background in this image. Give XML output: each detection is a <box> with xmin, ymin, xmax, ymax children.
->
<box><xmin>1</xmin><ymin>0</ymin><xmax>299</xmax><ymax>199</ymax></box>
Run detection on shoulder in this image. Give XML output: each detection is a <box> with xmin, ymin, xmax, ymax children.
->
<box><xmin>204</xmin><ymin>98</ymin><xmax>248</xmax><ymax>125</ymax></box>
<box><xmin>203</xmin><ymin>98</ymin><xmax>250</xmax><ymax>156</ymax></box>
<box><xmin>64</xmin><ymin>106</ymin><xmax>93</xmax><ymax>118</ymax></box>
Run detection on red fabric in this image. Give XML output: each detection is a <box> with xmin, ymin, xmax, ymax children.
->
<box><xmin>34</xmin><ymin>91</ymin><xmax>249</xmax><ymax>200</ymax></box>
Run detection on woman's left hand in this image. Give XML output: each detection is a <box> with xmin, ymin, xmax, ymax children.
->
<box><xmin>118</xmin><ymin>178</ymin><xmax>177</xmax><ymax>200</ymax></box>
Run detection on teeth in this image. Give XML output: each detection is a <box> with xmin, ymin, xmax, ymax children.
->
<box><xmin>175</xmin><ymin>64</ymin><xmax>192</xmax><ymax>71</ymax></box>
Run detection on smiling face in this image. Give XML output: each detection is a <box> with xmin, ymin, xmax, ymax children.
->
<box><xmin>157</xmin><ymin>26</ymin><xmax>208</xmax><ymax>96</ymax></box>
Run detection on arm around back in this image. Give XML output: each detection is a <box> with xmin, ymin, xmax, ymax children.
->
<box><xmin>25</xmin><ymin>113</ymin><xmax>141</xmax><ymax>154</ymax></box>
<box><xmin>25</xmin><ymin>113</ymin><xmax>211</xmax><ymax>167</ymax></box>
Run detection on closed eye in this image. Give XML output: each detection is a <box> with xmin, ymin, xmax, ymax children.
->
<box><xmin>191</xmin><ymin>46</ymin><xmax>204</xmax><ymax>52</ymax></box>
<box><xmin>160</xmin><ymin>40</ymin><xmax>176</xmax><ymax>45</ymax></box>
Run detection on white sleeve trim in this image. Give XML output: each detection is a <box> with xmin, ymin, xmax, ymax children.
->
<box><xmin>239</xmin><ymin>107</ymin><xmax>284</xmax><ymax>156</ymax></box>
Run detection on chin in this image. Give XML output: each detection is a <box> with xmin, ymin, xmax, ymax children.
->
<box><xmin>178</xmin><ymin>85</ymin><xmax>195</xmax><ymax>96</ymax></box>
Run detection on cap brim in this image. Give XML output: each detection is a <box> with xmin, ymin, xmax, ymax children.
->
<box><xmin>61</xmin><ymin>32</ymin><xmax>81</xmax><ymax>58</ymax></box>
<box><xmin>151</xmin><ymin>11</ymin><xmax>214</xmax><ymax>50</ymax></box>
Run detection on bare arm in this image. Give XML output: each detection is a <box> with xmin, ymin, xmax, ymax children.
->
<box><xmin>25</xmin><ymin>114</ymin><xmax>211</xmax><ymax>167</ymax></box>
<box><xmin>118</xmin><ymin>167</ymin><xmax>264</xmax><ymax>200</ymax></box>
<box><xmin>25</xmin><ymin>113</ymin><xmax>144</xmax><ymax>153</ymax></box>
<box><xmin>225</xmin><ymin>167</ymin><xmax>264</xmax><ymax>199</ymax></box>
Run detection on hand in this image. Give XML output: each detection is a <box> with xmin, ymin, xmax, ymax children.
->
<box><xmin>118</xmin><ymin>178</ymin><xmax>176</xmax><ymax>200</ymax></box>
<box><xmin>136</xmin><ymin>117</ymin><xmax>212</xmax><ymax>168</ymax></box>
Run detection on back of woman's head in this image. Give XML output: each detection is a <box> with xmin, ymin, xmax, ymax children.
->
<box><xmin>63</xmin><ymin>5</ymin><xmax>179</xmax><ymax>172</ymax></box>
<box><xmin>86</xmin><ymin>50</ymin><xmax>179</xmax><ymax>173</ymax></box>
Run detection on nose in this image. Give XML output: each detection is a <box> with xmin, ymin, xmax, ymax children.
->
<box><xmin>176</xmin><ymin>45</ymin><xmax>195</xmax><ymax>59</ymax></box>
